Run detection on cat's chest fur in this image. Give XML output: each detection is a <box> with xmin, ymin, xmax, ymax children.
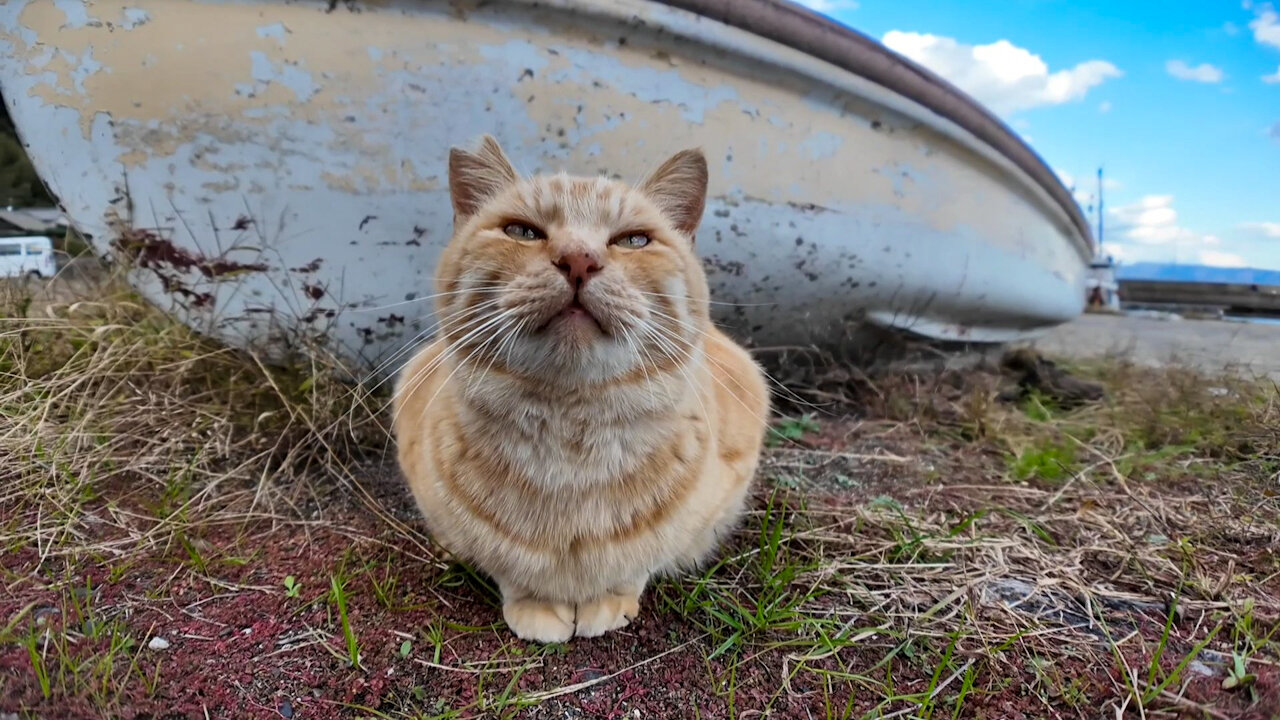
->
<box><xmin>457</xmin><ymin>375</ymin><xmax>693</xmax><ymax>489</ymax></box>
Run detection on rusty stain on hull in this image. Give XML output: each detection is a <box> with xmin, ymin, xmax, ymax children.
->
<box><xmin>0</xmin><ymin>0</ymin><xmax>1090</xmax><ymax>375</ymax></box>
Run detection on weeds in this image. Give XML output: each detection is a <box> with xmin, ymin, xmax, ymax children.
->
<box><xmin>2</xmin><ymin>266</ymin><xmax>1278</xmax><ymax>718</ymax></box>
<box><xmin>330</xmin><ymin>575</ymin><xmax>362</xmax><ymax>670</ymax></box>
<box><xmin>23</xmin><ymin>630</ymin><xmax>51</xmax><ymax>700</ymax></box>
<box><xmin>767</xmin><ymin>412</ymin><xmax>821</xmax><ymax>446</ymax></box>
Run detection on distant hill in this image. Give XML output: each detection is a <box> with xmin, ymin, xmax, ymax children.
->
<box><xmin>1117</xmin><ymin>262</ymin><xmax>1280</xmax><ymax>287</ymax></box>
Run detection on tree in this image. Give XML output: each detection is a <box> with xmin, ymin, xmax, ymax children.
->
<box><xmin>0</xmin><ymin>93</ymin><xmax>55</xmax><ymax>207</ymax></box>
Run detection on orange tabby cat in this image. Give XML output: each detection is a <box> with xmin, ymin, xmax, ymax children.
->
<box><xmin>392</xmin><ymin>136</ymin><xmax>770</xmax><ymax>642</ymax></box>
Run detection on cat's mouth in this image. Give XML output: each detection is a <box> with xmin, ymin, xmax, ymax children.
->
<box><xmin>544</xmin><ymin>297</ymin><xmax>605</xmax><ymax>334</ymax></box>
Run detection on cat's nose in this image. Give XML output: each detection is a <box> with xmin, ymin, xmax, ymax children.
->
<box><xmin>553</xmin><ymin>250</ymin><xmax>602</xmax><ymax>288</ymax></box>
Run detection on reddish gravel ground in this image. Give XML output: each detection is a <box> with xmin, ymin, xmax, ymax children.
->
<box><xmin>3</xmin><ymin>358</ymin><xmax>1278</xmax><ymax>720</ymax></box>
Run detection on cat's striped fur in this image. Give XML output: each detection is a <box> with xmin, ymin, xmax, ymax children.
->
<box><xmin>393</xmin><ymin>136</ymin><xmax>769</xmax><ymax>642</ymax></box>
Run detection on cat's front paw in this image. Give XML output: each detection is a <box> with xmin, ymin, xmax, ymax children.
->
<box><xmin>503</xmin><ymin>599</ymin><xmax>575</xmax><ymax>643</ymax></box>
<box><xmin>574</xmin><ymin>592</ymin><xmax>641</xmax><ymax>638</ymax></box>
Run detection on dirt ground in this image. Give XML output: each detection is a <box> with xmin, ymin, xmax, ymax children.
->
<box><xmin>2</xmin><ymin>275</ymin><xmax>1279</xmax><ymax>719</ymax></box>
<box><xmin>1032</xmin><ymin>312</ymin><xmax>1280</xmax><ymax>381</ymax></box>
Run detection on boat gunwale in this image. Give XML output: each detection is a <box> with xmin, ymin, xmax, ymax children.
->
<box><xmin>654</xmin><ymin>0</ymin><xmax>1095</xmax><ymax>252</ymax></box>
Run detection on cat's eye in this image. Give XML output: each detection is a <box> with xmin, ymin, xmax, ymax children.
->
<box><xmin>613</xmin><ymin>233</ymin><xmax>651</xmax><ymax>249</ymax></box>
<box><xmin>503</xmin><ymin>222</ymin><xmax>545</xmax><ymax>241</ymax></box>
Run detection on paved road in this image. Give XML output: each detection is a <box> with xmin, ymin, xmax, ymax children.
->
<box><xmin>1030</xmin><ymin>313</ymin><xmax>1280</xmax><ymax>380</ymax></box>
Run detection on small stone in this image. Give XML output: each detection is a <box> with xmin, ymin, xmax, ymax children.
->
<box><xmin>1201</xmin><ymin>649</ymin><xmax>1231</xmax><ymax>665</ymax></box>
<box><xmin>278</xmin><ymin>700</ymin><xmax>295</xmax><ymax>719</ymax></box>
<box><xmin>147</xmin><ymin>636</ymin><xmax>170</xmax><ymax>651</ymax></box>
<box><xmin>1188</xmin><ymin>660</ymin><xmax>1216</xmax><ymax>677</ymax></box>
<box><xmin>33</xmin><ymin>607</ymin><xmax>60</xmax><ymax>625</ymax></box>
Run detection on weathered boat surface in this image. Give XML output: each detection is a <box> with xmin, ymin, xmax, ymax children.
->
<box><xmin>0</xmin><ymin>0</ymin><xmax>1092</xmax><ymax>375</ymax></box>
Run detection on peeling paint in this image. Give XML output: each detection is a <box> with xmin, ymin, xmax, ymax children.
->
<box><xmin>52</xmin><ymin>0</ymin><xmax>92</xmax><ymax>29</ymax></box>
<box><xmin>249</xmin><ymin>50</ymin><xmax>318</xmax><ymax>102</ymax></box>
<box><xmin>256</xmin><ymin>22</ymin><xmax>287</xmax><ymax>41</ymax></box>
<box><xmin>121</xmin><ymin>7</ymin><xmax>149</xmax><ymax>29</ymax></box>
<box><xmin>0</xmin><ymin>0</ymin><xmax>1087</xmax><ymax>374</ymax></box>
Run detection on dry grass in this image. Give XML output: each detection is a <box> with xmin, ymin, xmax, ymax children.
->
<box><xmin>0</xmin><ymin>265</ymin><xmax>400</xmax><ymax>539</ymax></box>
<box><xmin>1</xmin><ymin>266</ymin><xmax>1278</xmax><ymax>719</ymax></box>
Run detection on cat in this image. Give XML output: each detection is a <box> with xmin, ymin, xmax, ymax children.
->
<box><xmin>392</xmin><ymin>135</ymin><xmax>770</xmax><ymax>643</ymax></box>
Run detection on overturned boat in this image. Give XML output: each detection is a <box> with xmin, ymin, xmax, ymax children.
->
<box><xmin>0</xmin><ymin>0</ymin><xmax>1092</xmax><ymax>375</ymax></box>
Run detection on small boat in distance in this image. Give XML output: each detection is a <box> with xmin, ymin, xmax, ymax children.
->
<box><xmin>1086</xmin><ymin>255</ymin><xmax>1122</xmax><ymax>314</ymax></box>
<box><xmin>0</xmin><ymin>0</ymin><xmax>1092</xmax><ymax>375</ymax></box>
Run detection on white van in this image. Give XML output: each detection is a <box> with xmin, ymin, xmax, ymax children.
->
<box><xmin>0</xmin><ymin>235</ymin><xmax>59</xmax><ymax>278</ymax></box>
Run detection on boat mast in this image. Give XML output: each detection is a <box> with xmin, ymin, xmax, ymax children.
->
<box><xmin>1096</xmin><ymin>166</ymin><xmax>1104</xmax><ymax>257</ymax></box>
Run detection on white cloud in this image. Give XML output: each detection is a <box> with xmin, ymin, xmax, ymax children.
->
<box><xmin>793</xmin><ymin>0</ymin><xmax>858</xmax><ymax>13</ymax></box>
<box><xmin>1251</xmin><ymin>3</ymin><xmax>1280</xmax><ymax>48</ymax></box>
<box><xmin>1098</xmin><ymin>100</ymin><xmax>1113</xmax><ymax>113</ymax></box>
<box><xmin>1165</xmin><ymin>59</ymin><xmax>1225</xmax><ymax>83</ymax></box>
<box><xmin>1103</xmin><ymin>196</ymin><xmax>1259</xmax><ymax>267</ymax></box>
<box><xmin>1199</xmin><ymin>250</ymin><xmax>1249</xmax><ymax>267</ymax></box>
<box><xmin>880</xmin><ymin>31</ymin><xmax>1121</xmax><ymax>114</ymax></box>
<box><xmin>1104</xmin><ymin>241</ymin><xmax>1249</xmax><ymax>268</ymax></box>
<box><xmin>1241</xmin><ymin>221</ymin><xmax>1280</xmax><ymax>238</ymax></box>
<box><xmin>1264</xmin><ymin>66</ymin><xmax>1280</xmax><ymax>83</ymax></box>
<box><xmin>1055</xmin><ymin>170</ymin><xmax>1121</xmax><ymax>210</ymax></box>
<box><xmin>1062</xmin><ymin>171</ymin><xmax>1120</xmax><ymax>189</ymax></box>
<box><xmin>1109</xmin><ymin>195</ymin><xmax>1196</xmax><ymax>244</ymax></box>
<box><xmin>1101</xmin><ymin>242</ymin><xmax>1246</xmax><ymax>267</ymax></box>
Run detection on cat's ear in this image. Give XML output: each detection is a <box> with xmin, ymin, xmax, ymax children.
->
<box><xmin>449</xmin><ymin>135</ymin><xmax>519</xmax><ymax>222</ymax></box>
<box><xmin>638</xmin><ymin>148</ymin><xmax>708</xmax><ymax>239</ymax></box>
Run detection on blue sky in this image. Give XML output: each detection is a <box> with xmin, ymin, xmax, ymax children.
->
<box><xmin>797</xmin><ymin>0</ymin><xmax>1280</xmax><ymax>269</ymax></box>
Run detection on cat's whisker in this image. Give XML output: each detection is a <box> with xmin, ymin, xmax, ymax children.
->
<box><xmin>643</xmin><ymin>305</ymin><xmax>829</xmax><ymax>411</ymax></box>
<box><xmin>408</xmin><ymin>306</ymin><xmax>512</xmax><ymax>384</ymax></box>
<box><xmin>366</xmin><ymin>297</ymin><xmax>508</xmax><ymax>391</ymax></box>
<box><xmin>619</xmin><ymin>322</ymin><xmax>661</xmax><ymax>411</ymax></box>
<box><xmin>636</xmin><ymin>290</ymin><xmax>778</xmax><ymax>308</ymax></box>
<box><xmin>497</xmin><ymin>316</ymin><xmax>532</xmax><ymax>367</ymax></box>
<box><xmin>366</xmin><ymin>295</ymin><xmax>505</xmax><ymax>380</ymax></box>
<box><xmin>351</xmin><ymin>285</ymin><xmax>507</xmax><ymax>313</ymax></box>
<box><xmin>389</xmin><ymin>307</ymin><xmax>515</xmax><ymax>422</ymax></box>
<box><xmin>413</xmin><ymin>310</ymin><xmax>519</xmax><ymax>424</ymax></box>
<box><xmin>633</xmin><ymin>321</ymin><xmax>716</xmax><ymax>441</ymax></box>
<box><xmin>637</xmin><ymin>318</ymin><xmax>766</xmax><ymax>425</ymax></box>
<box><xmin>457</xmin><ymin>265</ymin><xmax>519</xmax><ymax>290</ymax></box>
<box><xmin>469</xmin><ymin>314</ymin><xmax>528</xmax><ymax>394</ymax></box>
<box><xmin>394</xmin><ymin>332</ymin><xmax>503</xmax><ymax>429</ymax></box>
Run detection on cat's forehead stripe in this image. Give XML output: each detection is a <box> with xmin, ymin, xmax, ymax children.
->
<box><xmin>516</xmin><ymin>175</ymin><xmax>634</xmax><ymax>228</ymax></box>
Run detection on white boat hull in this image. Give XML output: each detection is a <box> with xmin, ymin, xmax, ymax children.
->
<box><xmin>0</xmin><ymin>0</ymin><xmax>1092</xmax><ymax>375</ymax></box>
